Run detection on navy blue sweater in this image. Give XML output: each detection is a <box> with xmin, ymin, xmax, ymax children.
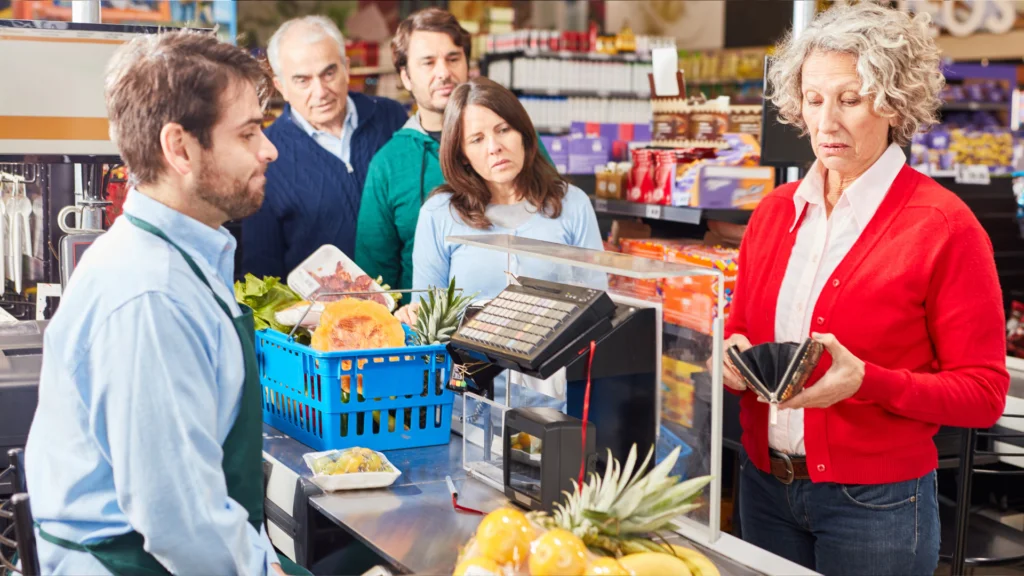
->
<box><xmin>240</xmin><ymin>92</ymin><xmax>407</xmax><ymax>279</ymax></box>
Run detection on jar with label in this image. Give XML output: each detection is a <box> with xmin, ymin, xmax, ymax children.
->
<box><xmin>652</xmin><ymin>98</ymin><xmax>689</xmax><ymax>143</ymax></box>
<box><xmin>689</xmin><ymin>101</ymin><xmax>729</xmax><ymax>142</ymax></box>
<box><xmin>651</xmin><ymin>150</ymin><xmax>677</xmax><ymax>205</ymax></box>
<box><xmin>629</xmin><ymin>149</ymin><xmax>654</xmax><ymax>203</ymax></box>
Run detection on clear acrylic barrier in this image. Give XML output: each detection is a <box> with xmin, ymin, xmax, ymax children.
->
<box><xmin>462</xmin><ymin>392</ymin><xmax>507</xmax><ymax>492</ymax></box>
<box><xmin>447</xmin><ymin>234</ymin><xmax>725</xmax><ymax>545</ymax></box>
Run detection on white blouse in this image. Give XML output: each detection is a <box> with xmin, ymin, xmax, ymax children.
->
<box><xmin>772</xmin><ymin>143</ymin><xmax>906</xmax><ymax>455</ymax></box>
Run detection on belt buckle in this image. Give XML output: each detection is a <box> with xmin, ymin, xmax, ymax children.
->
<box><xmin>775</xmin><ymin>452</ymin><xmax>795</xmax><ymax>485</ymax></box>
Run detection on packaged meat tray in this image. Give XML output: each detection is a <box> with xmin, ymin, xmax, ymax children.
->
<box><xmin>287</xmin><ymin>244</ymin><xmax>396</xmax><ymax>311</ymax></box>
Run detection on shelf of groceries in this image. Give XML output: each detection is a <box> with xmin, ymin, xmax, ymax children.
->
<box><xmin>607</xmin><ymin>236</ymin><xmax>735</xmax><ymax>344</ymax></box>
<box><xmin>590</xmin><ymin>195</ymin><xmax>751</xmax><ymax>226</ymax></box>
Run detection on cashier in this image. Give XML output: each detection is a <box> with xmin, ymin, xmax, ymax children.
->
<box><xmin>24</xmin><ymin>32</ymin><xmax>294</xmax><ymax>575</ymax></box>
<box><xmin>723</xmin><ymin>4</ymin><xmax>1008</xmax><ymax>575</ymax></box>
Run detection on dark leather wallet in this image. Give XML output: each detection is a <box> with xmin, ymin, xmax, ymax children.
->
<box><xmin>727</xmin><ymin>339</ymin><xmax>825</xmax><ymax>411</ymax></box>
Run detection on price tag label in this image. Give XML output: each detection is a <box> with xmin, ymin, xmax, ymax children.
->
<box><xmin>645</xmin><ymin>204</ymin><xmax>663</xmax><ymax>219</ymax></box>
<box><xmin>291</xmin><ymin>269</ymin><xmax>321</xmax><ymax>299</ymax></box>
<box><xmin>955</xmin><ymin>164</ymin><xmax>990</xmax><ymax>185</ymax></box>
<box><xmin>594</xmin><ymin>198</ymin><xmax>609</xmax><ymax>212</ymax></box>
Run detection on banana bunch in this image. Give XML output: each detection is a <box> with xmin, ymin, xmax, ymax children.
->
<box><xmin>668</xmin><ymin>544</ymin><xmax>720</xmax><ymax>576</ymax></box>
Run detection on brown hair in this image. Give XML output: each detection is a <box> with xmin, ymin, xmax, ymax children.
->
<box><xmin>436</xmin><ymin>77</ymin><xmax>565</xmax><ymax>229</ymax></box>
<box><xmin>391</xmin><ymin>7</ymin><xmax>471</xmax><ymax>73</ymax></box>
<box><xmin>104</xmin><ymin>30</ymin><xmax>268</xmax><ymax>186</ymax></box>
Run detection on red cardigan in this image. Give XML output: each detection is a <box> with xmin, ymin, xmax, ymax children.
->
<box><xmin>725</xmin><ymin>165</ymin><xmax>1009</xmax><ymax>484</ymax></box>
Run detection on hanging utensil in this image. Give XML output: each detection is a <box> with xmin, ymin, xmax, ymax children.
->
<box><xmin>6</xmin><ymin>180</ymin><xmax>22</xmax><ymax>294</ymax></box>
<box><xmin>9</xmin><ymin>212</ymin><xmax>21</xmax><ymax>294</ymax></box>
<box><xmin>0</xmin><ymin>177</ymin><xmax>7</xmax><ymax>296</ymax></box>
<box><xmin>15</xmin><ymin>178</ymin><xmax>31</xmax><ymax>257</ymax></box>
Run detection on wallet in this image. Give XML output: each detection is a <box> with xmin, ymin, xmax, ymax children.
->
<box><xmin>726</xmin><ymin>339</ymin><xmax>825</xmax><ymax>424</ymax></box>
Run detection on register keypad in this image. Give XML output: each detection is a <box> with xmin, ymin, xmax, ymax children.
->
<box><xmin>451</xmin><ymin>277</ymin><xmax>617</xmax><ymax>373</ymax></box>
<box><xmin>460</xmin><ymin>291</ymin><xmax>578</xmax><ymax>355</ymax></box>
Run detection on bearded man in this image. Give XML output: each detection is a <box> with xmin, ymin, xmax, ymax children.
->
<box><xmin>25</xmin><ymin>30</ymin><xmax>291</xmax><ymax>575</ymax></box>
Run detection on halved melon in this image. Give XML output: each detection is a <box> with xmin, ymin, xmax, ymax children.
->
<box><xmin>311</xmin><ymin>299</ymin><xmax>405</xmax><ymax>352</ymax></box>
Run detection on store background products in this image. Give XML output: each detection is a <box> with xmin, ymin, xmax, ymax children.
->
<box><xmin>662</xmin><ymin>355</ymin><xmax>699</xmax><ymax>429</ymax></box>
<box><xmin>607</xmin><ymin>239</ymin><xmax>737</xmax><ymax>336</ymax></box>
<box><xmin>692</xmin><ymin>165</ymin><xmax>774</xmax><ymax>209</ymax></box>
<box><xmin>567</xmin><ymin>136</ymin><xmax>613</xmax><ymax>175</ymax></box>
<box><xmin>539</xmin><ymin>136</ymin><xmax>569</xmax><ymax>174</ymax></box>
<box><xmin>594</xmin><ymin>163</ymin><xmax>630</xmax><ymax>200</ymax></box>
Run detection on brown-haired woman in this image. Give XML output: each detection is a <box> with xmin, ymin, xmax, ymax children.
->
<box><xmin>409</xmin><ymin>77</ymin><xmax>603</xmax><ymax>410</ymax></box>
<box><xmin>411</xmin><ymin>76</ymin><xmax>603</xmax><ymax>301</ymax></box>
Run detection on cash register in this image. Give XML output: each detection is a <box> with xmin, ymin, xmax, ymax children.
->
<box><xmin>449</xmin><ymin>276</ymin><xmax>659</xmax><ymax>474</ymax></box>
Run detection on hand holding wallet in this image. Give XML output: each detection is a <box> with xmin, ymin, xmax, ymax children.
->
<box><xmin>726</xmin><ymin>338</ymin><xmax>825</xmax><ymax>424</ymax></box>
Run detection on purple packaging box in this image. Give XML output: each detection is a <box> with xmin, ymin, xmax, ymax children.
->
<box><xmin>567</xmin><ymin>136</ymin><xmax>611</xmax><ymax>175</ymax></box>
<box><xmin>541</xmin><ymin>135</ymin><xmax>570</xmax><ymax>174</ymax></box>
<box><xmin>569</xmin><ymin>122</ymin><xmax>588</xmax><ymax>138</ymax></box>
<box><xmin>599</xmin><ymin>123</ymin><xmax>621</xmax><ymax>142</ymax></box>
<box><xmin>633</xmin><ymin>123</ymin><xmax>652</xmax><ymax>142</ymax></box>
<box><xmin>695</xmin><ymin>165</ymin><xmax>774</xmax><ymax>208</ymax></box>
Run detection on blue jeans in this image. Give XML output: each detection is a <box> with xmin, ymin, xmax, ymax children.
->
<box><xmin>739</xmin><ymin>452</ymin><xmax>939</xmax><ymax>576</ymax></box>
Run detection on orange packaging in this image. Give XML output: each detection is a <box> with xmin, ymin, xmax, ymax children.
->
<box><xmin>662</xmin><ymin>278</ymin><xmax>718</xmax><ymax>334</ymax></box>
<box><xmin>662</xmin><ymin>245</ymin><xmax>738</xmax><ymax>334</ymax></box>
<box><xmin>662</xmin><ymin>355</ymin><xmax>700</xmax><ymax>428</ymax></box>
<box><xmin>615</xmin><ymin>239</ymin><xmax>694</xmax><ymax>299</ymax></box>
<box><xmin>620</xmin><ymin>238</ymin><xmax>696</xmax><ymax>260</ymax></box>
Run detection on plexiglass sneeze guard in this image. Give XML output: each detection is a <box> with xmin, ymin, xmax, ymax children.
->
<box><xmin>446</xmin><ymin>234</ymin><xmax>726</xmax><ymax>545</ymax></box>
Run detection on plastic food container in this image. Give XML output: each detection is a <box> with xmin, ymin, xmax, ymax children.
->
<box><xmin>287</xmin><ymin>244</ymin><xmax>396</xmax><ymax>311</ymax></box>
<box><xmin>303</xmin><ymin>448</ymin><xmax>402</xmax><ymax>491</ymax></box>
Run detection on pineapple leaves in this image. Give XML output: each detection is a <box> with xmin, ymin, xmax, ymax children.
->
<box><xmin>530</xmin><ymin>442</ymin><xmax>714</xmax><ymax>558</ymax></box>
<box><xmin>411</xmin><ymin>277</ymin><xmax>476</xmax><ymax>345</ymax></box>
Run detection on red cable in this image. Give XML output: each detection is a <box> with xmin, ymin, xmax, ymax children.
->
<box><xmin>452</xmin><ymin>494</ymin><xmax>485</xmax><ymax>515</ymax></box>
<box><xmin>578</xmin><ymin>340</ymin><xmax>596</xmax><ymax>488</ymax></box>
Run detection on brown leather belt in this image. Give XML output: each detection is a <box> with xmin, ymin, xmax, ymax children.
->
<box><xmin>769</xmin><ymin>450</ymin><xmax>810</xmax><ymax>484</ymax></box>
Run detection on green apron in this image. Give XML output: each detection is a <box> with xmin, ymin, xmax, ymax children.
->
<box><xmin>35</xmin><ymin>214</ymin><xmax>309</xmax><ymax>576</ymax></box>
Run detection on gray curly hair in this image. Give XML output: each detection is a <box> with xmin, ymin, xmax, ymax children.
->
<box><xmin>765</xmin><ymin>2</ymin><xmax>945</xmax><ymax>147</ymax></box>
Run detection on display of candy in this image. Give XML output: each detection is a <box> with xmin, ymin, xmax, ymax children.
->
<box><xmin>948</xmin><ymin>129</ymin><xmax>1014</xmax><ymax>174</ymax></box>
<box><xmin>915</xmin><ymin>124</ymin><xmax>1014</xmax><ymax>175</ymax></box>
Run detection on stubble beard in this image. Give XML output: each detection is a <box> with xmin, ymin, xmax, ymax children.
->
<box><xmin>193</xmin><ymin>155</ymin><xmax>264</xmax><ymax>223</ymax></box>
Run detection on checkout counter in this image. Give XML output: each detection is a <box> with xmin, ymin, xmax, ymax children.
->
<box><xmin>4</xmin><ymin>232</ymin><xmax>1023</xmax><ymax>574</ymax></box>
<box><xmin>259</xmin><ymin>235</ymin><xmax>817</xmax><ymax>576</ymax></box>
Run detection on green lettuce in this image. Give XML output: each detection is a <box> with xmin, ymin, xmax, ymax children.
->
<box><xmin>233</xmin><ymin>274</ymin><xmax>310</xmax><ymax>343</ymax></box>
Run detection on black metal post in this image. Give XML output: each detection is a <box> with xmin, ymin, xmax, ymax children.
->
<box><xmin>7</xmin><ymin>450</ymin><xmax>25</xmax><ymax>494</ymax></box>
<box><xmin>11</xmin><ymin>494</ymin><xmax>38</xmax><ymax>576</ymax></box>
<box><xmin>951</xmin><ymin>427</ymin><xmax>976</xmax><ymax>574</ymax></box>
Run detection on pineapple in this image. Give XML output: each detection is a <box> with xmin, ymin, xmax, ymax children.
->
<box><xmin>528</xmin><ymin>444</ymin><xmax>713</xmax><ymax>557</ymax></box>
<box><xmin>412</xmin><ymin>277</ymin><xmax>475</xmax><ymax>345</ymax></box>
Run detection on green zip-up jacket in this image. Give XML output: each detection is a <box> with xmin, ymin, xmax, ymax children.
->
<box><xmin>355</xmin><ymin>114</ymin><xmax>553</xmax><ymax>290</ymax></box>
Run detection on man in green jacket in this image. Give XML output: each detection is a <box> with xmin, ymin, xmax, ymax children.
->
<box><xmin>355</xmin><ymin>8</ymin><xmax>551</xmax><ymax>290</ymax></box>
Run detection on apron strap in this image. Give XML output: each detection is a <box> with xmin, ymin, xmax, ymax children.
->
<box><xmin>34</xmin><ymin>522</ymin><xmax>90</xmax><ymax>553</ymax></box>
<box><xmin>122</xmin><ymin>214</ymin><xmax>235</xmax><ymax>320</ymax></box>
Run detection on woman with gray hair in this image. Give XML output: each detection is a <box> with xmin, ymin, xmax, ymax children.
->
<box><xmin>722</xmin><ymin>3</ymin><xmax>1009</xmax><ymax>574</ymax></box>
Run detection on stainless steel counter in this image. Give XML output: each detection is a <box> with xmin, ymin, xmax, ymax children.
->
<box><xmin>261</xmin><ymin>424</ymin><xmax>797</xmax><ymax>576</ymax></box>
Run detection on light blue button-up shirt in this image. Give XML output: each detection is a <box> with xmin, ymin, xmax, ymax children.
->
<box><xmin>290</xmin><ymin>95</ymin><xmax>358</xmax><ymax>169</ymax></box>
<box><xmin>25</xmin><ymin>190</ymin><xmax>278</xmax><ymax>575</ymax></box>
